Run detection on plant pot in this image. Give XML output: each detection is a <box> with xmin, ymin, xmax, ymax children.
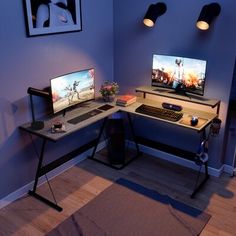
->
<box><xmin>103</xmin><ymin>94</ymin><xmax>115</xmax><ymax>102</ymax></box>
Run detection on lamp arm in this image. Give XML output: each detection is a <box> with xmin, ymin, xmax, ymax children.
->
<box><xmin>29</xmin><ymin>94</ymin><xmax>36</xmax><ymax>123</ymax></box>
<box><xmin>27</xmin><ymin>87</ymin><xmax>50</xmax><ymax>98</ymax></box>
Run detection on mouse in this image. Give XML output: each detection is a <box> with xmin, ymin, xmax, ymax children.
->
<box><xmin>190</xmin><ymin>116</ymin><xmax>198</xmax><ymax>126</ymax></box>
<box><xmin>53</xmin><ymin>122</ymin><xmax>62</xmax><ymax>129</ymax></box>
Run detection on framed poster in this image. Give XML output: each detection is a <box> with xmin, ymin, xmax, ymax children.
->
<box><xmin>23</xmin><ymin>0</ymin><xmax>82</xmax><ymax>36</ymax></box>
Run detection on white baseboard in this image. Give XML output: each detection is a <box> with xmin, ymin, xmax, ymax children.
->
<box><xmin>0</xmin><ymin>141</ymin><xmax>106</xmax><ymax>210</ymax></box>
<box><xmin>223</xmin><ymin>164</ymin><xmax>236</xmax><ymax>176</ymax></box>
<box><xmin>127</xmin><ymin>141</ymin><xmax>225</xmax><ymax>177</ymax></box>
<box><xmin>234</xmin><ymin>168</ymin><xmax>236</xmax><ymax>176</ymax></box>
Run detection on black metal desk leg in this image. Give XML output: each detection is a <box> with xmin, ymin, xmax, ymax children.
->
<box><xmin>191</xmin><ymin>128</ymin><xmax>210</xmax><ymax>198</ymax></box>
<box><xmin>88</xmin><ymin>114</ymin><xmax>141</xmax><ymax>170</ymax></box>
<box><xmin>191</xmin><ymin>162</ymin><xmax>209</xmax><ymax>198</ymax></box>
<box><xmin>28</xmin><ymin>138</ymin><xmax>63</xmax><ymax>212</ymax></box>
<box><xmin>127</xmin><ymin>113</ymin><xmax>141</xmax><ymax>155</ymax></box>
<box><xmin>32</xmin><ymin>139</ymin><xmax>47</xmax><ymax>192</ymax></box>
<box><xmin>89</xmin><ymin>117</ymin><xmax>108</xmax><ymax>159</ymax></box>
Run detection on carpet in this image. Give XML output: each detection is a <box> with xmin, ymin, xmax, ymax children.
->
<box><xmin>46</xmin><ymin>178</ymin><xmax>211</xmax><ymax>236</ymax></box>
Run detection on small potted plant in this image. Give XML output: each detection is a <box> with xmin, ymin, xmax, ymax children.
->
<box><xmin>99</xmin><ymin>81</ymin><xmax>119</xmax><ymax>102</ymax></box>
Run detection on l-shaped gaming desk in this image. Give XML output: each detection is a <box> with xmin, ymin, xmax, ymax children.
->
<box><xmin>20</xmin><ymin>87</ymin><xmax>220</xmax><ymax>211</ymax></box>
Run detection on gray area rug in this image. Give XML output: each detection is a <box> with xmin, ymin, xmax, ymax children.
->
<box><xmin>46</xmin><ymin>178</ymin><xmax>211</xmax><ymax>236</ymax></box>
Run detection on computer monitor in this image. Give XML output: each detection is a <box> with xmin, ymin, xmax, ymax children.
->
<box><xmin>152</xmin><ymin>54</ymin><xmax>207</xmax><ymax>96</ymax></box>
<box><xmin>50</xmin><ymin>68</ymin><xmax>95</xmax><ymax>114</ymax></box>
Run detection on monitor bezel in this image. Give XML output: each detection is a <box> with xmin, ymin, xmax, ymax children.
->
<box><xmin>151</xmin><ymin>54</ymin><xmax>207</xmax><ymax>96</ymax></box>
<box><xmin>50</xmin><ymin>68</ymin><xmax>95</xmax><ymax>115</ymax></box>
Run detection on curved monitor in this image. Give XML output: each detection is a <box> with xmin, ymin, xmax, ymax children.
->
<box><xmin>152</xmin><ymin>54</ymin><xmax>207</xmax><ymax>96</ymax></box>
<box><xmin>50</xmin><ymin>68</ymin><xmax>95</xmax><ymax>114</ymax></box>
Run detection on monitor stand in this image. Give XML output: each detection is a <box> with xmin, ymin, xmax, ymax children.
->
<box><xmin>168</xmin><ymin>90</ymin><xmax>209</xmax><ymax>101</ymax></box>
<box><xmin>153</xmin><ymin>88</ymin><xmax>170</xmax><ymax>93</ymax></box>
<box><xmin>63</xmin><ymin>109</ymin><xmax>67</xmax><ymax>117</ymax></box>
<box><xmin>168</xmin><ymin>89</ymin><xmax>190</xmax><ymax>98</ymax></box>
<box><xmin>62</xmin><ymin>101</ymin><xmax>93</xmax><ymax>117</ymax></box>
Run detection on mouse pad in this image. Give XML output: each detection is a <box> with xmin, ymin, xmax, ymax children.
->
<box><xmin>179</xmin><ymin>115</ymin><xmax>208</xmax><ymax>128</ymax></box>
<box><xmin>98</xmin><ymin>104</ymin><xmax>114</xmax><ymax>111</ymax></box>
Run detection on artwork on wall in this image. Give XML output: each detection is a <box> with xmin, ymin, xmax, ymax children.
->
<box><xmin>23</xmin><ymin>0</ymin><xmax>82</xmax><ymax>36</ymax></box>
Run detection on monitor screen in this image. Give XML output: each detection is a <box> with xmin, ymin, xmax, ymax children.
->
<box><xmin>152</xmin><ymin>54</ymin><xmax>207</xmax><ymax>96</ymax></box>
<box><xmin>50</xmin><ymin>68</ymin><xmax>95</xmax><ymax>114</ymax></box>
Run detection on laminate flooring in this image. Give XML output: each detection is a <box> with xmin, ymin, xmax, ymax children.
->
<box><xmin>0</xmin><ymin>152</ymin><xmax>235</xmax><ymax>236</ymax></box>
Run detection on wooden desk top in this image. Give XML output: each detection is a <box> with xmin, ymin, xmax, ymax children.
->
<box><xmin>135</xmin><ymin>86</ymin><xmax>220</xmax><ymax>108</ymax></box>
<box><xmin>20</xmin><ymin>101</ymin><xmax>119</xmax><ymax>142</ymax></box>
<box><xmin>20</xmin><ymin>97</ymin><xmax>217</xmax><ymax>141</ymax></box>
<box><xmin>119</xmin><ymin>97</ymin><xmax>217</xmax><ymax>132</ymax></box>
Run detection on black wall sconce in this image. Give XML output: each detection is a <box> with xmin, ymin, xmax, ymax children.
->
<box><xmin>143</xmin><ymin>2</ymin><xmax>167</xmax><ymax>27</ymax></box>
<box><xmin>196</xmin><ymin>2</ymin><xmax>221</xmax><ymax>30</ymax></box>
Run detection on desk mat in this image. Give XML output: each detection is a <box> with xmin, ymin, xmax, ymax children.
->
<box><xmin>179</xmin><ymin>115</ymin><xmax>208</xmax><ymax>128</ymax></box>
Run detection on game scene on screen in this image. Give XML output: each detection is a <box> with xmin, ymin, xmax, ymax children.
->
<box><xmin>51</xmin><ymin>69</ymin><xmax>95</xmax><ymax>113</ymax></box>
<box><xmin>152</xmin><ymin>55</ymin><xmax>207</xmax><ymax>95</ymax></box>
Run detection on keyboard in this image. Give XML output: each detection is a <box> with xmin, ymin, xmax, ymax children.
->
<box><xmin>67</xmin><ymin>109</ymin><xmax>103</xmax><ymax>125</ymax></box>
<box><xmin>135</xmin><ymin>104</ymin><xmax>183</xmax><ymax>122</ymax></box>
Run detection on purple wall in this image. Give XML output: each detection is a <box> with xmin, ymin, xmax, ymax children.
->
<box><xmin>0</xmin><ymin>0</ymin><xmax>114</xmax><ymax>198</ymax></box>
<box><xmin>113</xmin><ymin>0</ymin><xmax>236</xmax><ymax>168</ymax></box>
<box><xmin>0</xmin><ymin>0</ymin><xmax>236</xmax><ymax>199</ymax></box>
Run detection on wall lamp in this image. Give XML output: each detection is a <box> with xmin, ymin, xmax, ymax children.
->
<box><xmin>143</xmin><ymin>2</ymin><xmax>167</xmax><ymax>27</ymax></box>
<box><xmin>196</xmin><ymin>2</ymin><xmax>221</xmax><ymax>30</ymax></box>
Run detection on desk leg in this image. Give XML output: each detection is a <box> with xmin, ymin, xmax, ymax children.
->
<box><xmin>89</xmin><ymin>117</ymin><xmax>108</xmax><ymax>159</ymax></box>
<box><xmin>191</xmin><ymin>129</ymin><xmax>210</xmax><ymax>198</ymax></box>
<box><xmin>191</xmin><ymin>162</ymin><xmax>209</xmax><ymax>198</ymax></box>
<box><xmin>29</xmin><ymin>139</ymin><xmax>63</xmax><ymax>212</ymax></box>
<box><xmin>89</xmin><ymin>114</ymin><xmax>141</xmax><ymax>170</ymax></box>
<box><xmin>126</xmin><ymin>113</ymin><xmax>141</xmax><ymax>156</ymax></box>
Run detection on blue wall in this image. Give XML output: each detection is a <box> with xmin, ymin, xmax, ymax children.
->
<box><xmin>114</xmin><ymin>0</ymin><xmax>236</xmax><ymax>169</ymax></box>
<box><xmin>0</xmin><ymin>0</ymin><xmax>114</xmax><ymax>199</ymax></box>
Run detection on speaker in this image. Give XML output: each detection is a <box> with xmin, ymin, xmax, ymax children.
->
<box><xmin>162</xmin><ymin>102</ymin><xmax>182</xmax><ymax>111</ymax></box>
<box><xmin>106</xmin><ymin>119</ymin><xmax>125</xmax><ymax>165</ymax></box>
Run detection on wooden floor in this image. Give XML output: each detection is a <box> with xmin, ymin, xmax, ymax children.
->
<box><xmin>0</xmin><ymin>152</ymin><xmax>236</xmax><ymax>236</ymax></box>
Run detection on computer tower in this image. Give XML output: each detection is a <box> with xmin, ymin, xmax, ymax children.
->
<box><xmin>106</xmin><ymin>119</ymin><xmax>125</xmax><ymax>165</ymax></box>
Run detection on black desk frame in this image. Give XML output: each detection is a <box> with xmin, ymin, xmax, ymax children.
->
<box><xmin>20</xmin><ymin>92</ymin><xmax>220</xmax><ymax>211</ymax></box>
<box><xmin>21</xmin><ymin>110</ymin><xmax>141</xmax><ymax>211</ymax></box>
<box><xmin>134</xmin><ymin>86</ymin><xmax>220</xmax><ymax>198</ymax></box>
<box><xmin>131</xmin><ymin>115</ymin><xmax>211</xmax><ymax>199</ymax></box>
<box><xmin>191</xmin><ymin>128</ymin><xmax>209</xmax><ymax>198</ymax></box>
<box><xmin>26</xmin><ymin>135</ymin><xmax>100</xmax><ymax>212</ymax></box>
